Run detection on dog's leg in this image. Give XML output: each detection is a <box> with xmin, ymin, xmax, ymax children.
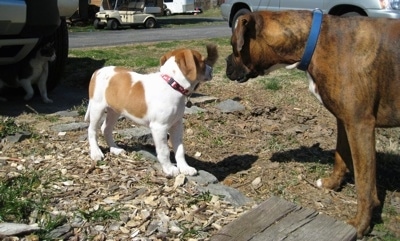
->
<box><xmin>101</xmin><ymin>107</ymin><xmax>125</xmax><ymax>156</ymax></box>
<box><xmin>150</xmin><ymin>124</ymin><xmax>180</xmax><ymax>177</ymax></box>
<box><xmin>87</xmin><ymin>102</ymin><xmax>105</xmax><ymax>161</ymax></box>
<box><xmin>346</xmin><ymin>121</ymin><xmax>380</xmax><ymax>238</ymax></box>
<box><xmin>19</xmin><ymin>78</ymin><xmax>35</xmax><ymax>101</ymax></box>
<box><xmin>37</xmin><ymin>66</ymin><xmax>53</xmax><ymax>103</ymax></box>
<box><xmin>169</xmin><ymin>120</ymin><xmax>197</xmax><ymax>176</ymax></box>
<box><xmin>317</xmin><ymin>120</ymin><xmax>351</xmax><ymax>190</ymax></box>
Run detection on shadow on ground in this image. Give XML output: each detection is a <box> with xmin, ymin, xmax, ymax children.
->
<box><xmin>0</xmin><ymin>57</ymin><xmax>105</xmax><ymax>117</ymax></box>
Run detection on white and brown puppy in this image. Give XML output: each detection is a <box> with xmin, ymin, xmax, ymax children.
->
<box><xmin>85</xmin><ymin>45</ymin><xmax>218</xmax><ymax>177</ymax></box>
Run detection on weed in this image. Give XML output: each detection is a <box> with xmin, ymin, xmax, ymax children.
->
<box><xmin>187</xmin><ymin>191</ymin><xmax>212</xmax><ymax>206</ymax></box>
<box><xmin>0</xmin><ymin>171</ymin><xmax>47</xmax><ymax>223</ymax></box>
<box><xmin>0</xmin><ymin>117</ymin><xmax>22</xmax><ymax>138</ymax></box>
<box><xmin>78</xmin><ymin>206</ymin><xmax>120</xmax><ymax>222</ymax></box>
<box><xmin>259</xmin><ymin>77</ymin><xmax>282</xmax><ymax>91</ymax></box>
<box><xmin>72</xmin><ymin>99</ymin><xmax>89</xmax><ymax>116</ymax></box>
<box><xmin>36</xmin><ymin>214</ymin><xmax>67</xmax><ymax>239</ymax></box>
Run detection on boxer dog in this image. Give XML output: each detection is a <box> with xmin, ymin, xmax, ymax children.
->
<box><xmin>225</xmin><ymin>10</ymin><xmax>400</xmax><ymax>238</ymax></box>
<box><xmin>85</xmin><ymin>45</ymin><xmax>218</xmax><ymax>177</ymax></box>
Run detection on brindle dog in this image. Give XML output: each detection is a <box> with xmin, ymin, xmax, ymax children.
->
<box><xmin>225</xmin><ymin>10</ymin><xmax>400</xmax><ymax>238</ymax></box>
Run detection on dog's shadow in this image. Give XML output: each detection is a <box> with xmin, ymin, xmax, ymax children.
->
<box><xmin>120</xmin><ymin>143</ymin><xmax>258</xmax><ymax>181</ymax></box>
<box><xmin>270</xmin><ymin>144</ymin><xmax>400</xmax><ymax>226</ymax></box>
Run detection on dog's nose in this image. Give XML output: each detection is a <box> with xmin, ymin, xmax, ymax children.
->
<box><xmin>205</xmin><ymin>65</ymin><xmax>213</xmax><ymax>81</ymax></box>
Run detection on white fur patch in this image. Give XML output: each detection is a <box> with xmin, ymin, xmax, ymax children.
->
<box><xmin>307</xmin><ymin>72</ymin><xmax>323</xmax><ymax>104</ymax></box>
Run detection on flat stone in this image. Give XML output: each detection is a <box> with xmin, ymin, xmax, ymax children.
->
<box><xmin>51</xmin><ymin>122</ymin><xmax>88</xmax><ymax>132</ymax></box>
<box><xmin>216</xmin><ymin>99</ymin><xmax>245</xmax><ymax>113</ymax></box>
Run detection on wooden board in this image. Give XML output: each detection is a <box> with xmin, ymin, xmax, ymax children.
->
<box><xmin>210</xmin><ymin>196</ymin><xmax>357</xmax><ymax>241</ymax></box>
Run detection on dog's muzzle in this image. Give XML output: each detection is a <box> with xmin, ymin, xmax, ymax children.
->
<box><xmin>205</xmin><ymin>64</ymin><xmax>213</xmax><ymax>81</ymax></box>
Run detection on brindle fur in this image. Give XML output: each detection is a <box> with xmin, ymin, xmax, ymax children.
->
<box><xmin>225</xmin><ymin>10</ymin><xmax>400</xmax><ymax>238</ymax></box>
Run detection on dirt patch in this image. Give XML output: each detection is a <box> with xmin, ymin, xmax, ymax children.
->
<box><xmin>1</xmin><ymin>67</ymin><xmax>399</xmax><ymax>240</ymax></box>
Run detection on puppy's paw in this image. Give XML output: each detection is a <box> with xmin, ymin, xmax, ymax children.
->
<box><xmin>162</xmin><ymin>164</ymin><xmax>180</xmax><ymax>177</ymax></box>
<box><xmin>110</xmin><ymin>147</ymin><xmax>125</xmax><ymax>156</ymax></box>
<box><xmin>179</xmin><ymin>165</ymin><xmax>197</xmax><ymax>176</ymax></box>
<box><xmin>90</xmin><ymin>148</ymin><xmax>104</xmax><ymax>161</ymax></box>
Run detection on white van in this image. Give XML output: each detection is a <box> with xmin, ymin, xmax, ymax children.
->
<box><xmin>163</xmin><ymin>0</ymin><xmax>202</xmax><ymax>15</ymax></box>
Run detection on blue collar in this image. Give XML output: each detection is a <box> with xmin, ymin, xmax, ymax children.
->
<box><xmin>297</xmin><ymin>9</ymin><xmax>323</xmax><ymax>71</ymax></box>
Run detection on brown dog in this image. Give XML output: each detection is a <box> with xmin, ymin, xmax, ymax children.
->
<box><xmin>225</xmin><ymin>10</ymin><xmax>400</xmax><ymax>238</ymax></box>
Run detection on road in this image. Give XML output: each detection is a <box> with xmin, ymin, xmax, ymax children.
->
<box><xmin>69</xmin><ymin>24</ymin><xmax>232</xmax><ymax>48</ymax></box>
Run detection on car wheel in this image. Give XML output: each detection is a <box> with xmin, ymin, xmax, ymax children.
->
<box><xmin>45</xmin><ymin>17</ymin><xmax>69</xmax><ymax>91</ymax></box>
<box><xmin>232</xmin><ymin>8</ymin><xmax>250</xmax><ymax>32</ymax></box>
<box><xmin>93</xmin><ymin>19</ymin><xmax>104</xmax><ymax>29</ymax></box>
<box><xmin>341</xmin><ymin>11</ymin><xmax>363</xmax><ymax>17</ymax></box>
<box><xmin>165</xmin><ymin>9</ymin><xmax>172</xmax><ymax>16</ymax></box>
<box><xmin>107</xmin><ymin>19</ymin><xmax>118</xmax><ymax>30</ymax></box>
<box><xmin>144</xmin><ymin>18</ymin><xmax>156</xmax><ymax>28</ymax></box>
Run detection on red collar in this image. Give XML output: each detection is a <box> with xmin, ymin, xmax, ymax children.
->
<box><xmin>161</xmin><ymin>74</ymin><xmax>190</xmax><ymax>96</ymax></box>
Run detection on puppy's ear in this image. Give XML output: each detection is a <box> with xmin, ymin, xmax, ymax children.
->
<box><xmin>176</xmin><ymin>50</ymin><xmax>197</xmax><ymax>81</ymax></box>
<box><xmin>160</xmin><ymin>53</ymin><xmax>172</xmax><ymax>66</ymax></box>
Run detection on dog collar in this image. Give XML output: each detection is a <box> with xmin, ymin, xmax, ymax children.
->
<box><xmin>161</xmin><ymin>74</ymin><xmax>190</xmax><ymax>96</ymax></box>
<box><xmin>297</xmin><ymin>9</ymin><xmax>323</xmax><ymax>71</ymax></box>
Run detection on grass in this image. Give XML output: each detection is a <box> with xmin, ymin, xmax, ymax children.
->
<box><xmin>0</xmin><ymin>117</ymin><xmax>26</xmax><ymax>138</ymax></box>
<box><xmin>2</xmin><ymin>14</ymin><xmax>399</xmax><ymax>240</ymax></box>
<box><xmin>0</xmin><ymin>170</ymin><xmax>69</xmax><ymax>240</ymax></box>
<box><xmin>78</xmin><ymin>206</ymin><xmax>120</xmax><ymax>222</ymax></box>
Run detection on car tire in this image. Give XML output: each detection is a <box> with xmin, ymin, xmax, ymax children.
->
<box><xmin>93</xmin><ymin>19</ymin><xmax>104</xmax><ymax>29</ymax></box>
<box><xmin>107</xmin><ymin>19</ymin><xmax>118</xmax><ymax>30</ymax></box>
<box><xmin>165</xmin><ymin>9</ymin><xmax>172</xmax><ymax>16</ymax></box>
<box><xmin>232</xmin><ymin>8</ymin><xmax>250</xmax><ymax>32</ymax></box>
<box><xmin>144</xmin><ymin>18</ymin><xmax>156</xmax><ymax>28</ymax></box>
<box><xmin>341</xmin><ymin>11</ymin><xmax>363</xmax><ymax>17</ymax></box>
<box><xmin>46</xmin><ymin>17</ymin><xmax>69</xmax><ymax>91</ymax></box>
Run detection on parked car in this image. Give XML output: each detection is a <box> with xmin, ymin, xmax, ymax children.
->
<box><xmin>0</xmin><ymin>0</ymin><xmax>79</xmax><ymax>91</ymax></box>
<box><xmin>221</xmin><ymin>0</ymin><xmax>400</xmax><ymax>31</ymax></box>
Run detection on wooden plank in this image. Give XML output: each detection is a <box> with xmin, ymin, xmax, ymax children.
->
<box><xmin>210</xmin><ymin>196</ymin><xmax>357</xmax><ymax>241</ymax></box>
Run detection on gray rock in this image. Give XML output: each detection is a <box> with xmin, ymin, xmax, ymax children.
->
<box><xmin>189</xmin><ymin>94</ymin><xmax>218</xmax><ymax>105</ymax></box>
<box><xmin>4</xmin><ymin>131</ymin><xmax>31</xmax><ymax>143</ymax></box>
<box><xmin>53</xmin><ymin>110</ymin><xmax>80</xmax><ymax>117</ymax></box>
<box><xmin>187</xmin><ymin>170</ymin><xmax>218</xmax><ymax>185</ymax></box>
<box><xmin>0</xmin><ymin>222</ymin><xmax>40</xmax><ymax>236</ymax></box>
<box><xmin>51</xmin><ymin>122</ymin><xmax>88</xmax><ymax>132</ymax></box>
<box><xmin>197</xmin><ymin>183</ymin><xmax>253</xmax><ymax>206</ymax></box>
<box><xmin>117</xmin><ymin>127</ymin><xmax>153</xmax><ymax>145</ymax></box>
<box><xmin>185</xmin><ymin>105</ymin><xmax>207</xmax><ymax>114</ymax></box>
<box><xmin>137</xmin><ymin>149</ymin><xmax>158</xmax><ymax>162</ymax></box>
<box><xmin>47</xmin><ymin>224</ymin><xmax>72</xmax><ymax>239</ymax></box>
<box><xmin>216</xmin><ymin>99</ymin><xmax>245</xmax><ymax>113</ymax></box>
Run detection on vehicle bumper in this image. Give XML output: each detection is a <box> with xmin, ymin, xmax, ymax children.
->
<box><xmin>0</xmin><ymin>0</ymin><xmax>60</xmax><ymax>64</ymax></box>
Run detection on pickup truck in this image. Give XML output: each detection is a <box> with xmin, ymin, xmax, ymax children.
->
<box><xmin>0</xmin><ymin>0</ymin><xmax>79</xmax><ymax>91</ymax></box>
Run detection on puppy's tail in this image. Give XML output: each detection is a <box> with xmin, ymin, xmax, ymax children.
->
<box><xmin>205</xmin><ymin>44</ymin><xmax>218</xmax><ymax>67</ymax></box>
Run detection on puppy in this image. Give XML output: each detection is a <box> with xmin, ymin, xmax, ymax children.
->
<box><xmin>85</xmin><ymin>45</ymin><xmax>218</xmax><ymax>177</ymax></box>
